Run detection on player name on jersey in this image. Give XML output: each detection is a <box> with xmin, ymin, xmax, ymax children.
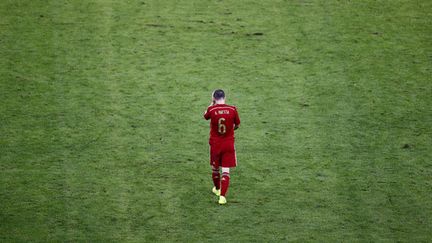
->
<box><xmin>215</xmin><ymin>110</ymin><xmax>230</xmax><ymax>115</ymax></box>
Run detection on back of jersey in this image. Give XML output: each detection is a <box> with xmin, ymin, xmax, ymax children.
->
<box><xmin>204</xmin><ymin>104</ymin><xmax>240</xmax><ymax>143</ymax></box>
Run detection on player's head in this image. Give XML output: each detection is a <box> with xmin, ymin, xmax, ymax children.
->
<box><xmin>213</xmin><ymin>89</ymin><xmax>225</xmax><ymax>101</ymax></box>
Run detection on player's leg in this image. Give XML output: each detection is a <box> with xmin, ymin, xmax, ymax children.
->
<box><xmin>218</xmin><ymin>167</ymin><xmax>229</xmax><ymax>204</ymax></box>
<box><xmin>211</xmin><ymin>164</ymin><xmax>221</xmax><ymax>196</ymax></box>
<box><xmin>220</xmin><ymin>167</ymin><xmax>230</xmax><ymax>197</ymax></box>
<box><xmin>219</xmin><ymin>142</ymin><xmax>236</xmax><ymax>204</ymax></box>
<box><xmin>210</xmin><ymin>144</ymin><xmax>221</xmax><ymax>195</ymax></box>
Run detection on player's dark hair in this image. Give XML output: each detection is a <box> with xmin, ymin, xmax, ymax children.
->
<box><xmin>213</xmin><ymin>89</ymin><xmax>225</xmax><ymax>100</ymax></box>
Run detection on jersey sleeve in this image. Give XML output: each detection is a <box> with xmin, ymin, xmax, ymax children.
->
<box><xmin>204</xmin><ymin>106</ymin><xmax>212</xmax><ymax>120</ymax></box>
<box><xmin>234</xmin><ymin>107</ymin><xmax>240</xmax><ymax>126</ymax></box>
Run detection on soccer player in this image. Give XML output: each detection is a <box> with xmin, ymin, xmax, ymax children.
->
<box><xmin>204</xmin><ymin>89</ymin><xmax>240</xmax><ymax>205</ymax></box>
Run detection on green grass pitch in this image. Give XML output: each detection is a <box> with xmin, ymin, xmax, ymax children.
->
<box><xmin>1</xmin><ymin>0</ymin><xmax>431</xmax><ymax>241</ymax></box>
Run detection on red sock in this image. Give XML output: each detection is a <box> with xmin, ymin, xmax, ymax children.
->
<box><xmin>212</xmin><ymin>169</ymin><xmax>220</xmax><ymax>190</ymax></box>
<box><xmin>221</xmin><ymin>172</ymin><xmax>230</xmax><ymax>196</ymax></box>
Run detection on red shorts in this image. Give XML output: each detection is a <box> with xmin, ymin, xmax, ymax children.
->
<box><xmin>210</xmin><ymin>140</ymin><xmax>237</xmax><ymax>168</ymax></box>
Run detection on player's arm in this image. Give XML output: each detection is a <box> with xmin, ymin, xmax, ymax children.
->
<box><xmin>203</xmin><ymin>105</ymin><xmax>213</xmax><ymax>120</ymax></box>
<box><xmin>234</xmin><ymin>107</ymin><xmax>240</xmax><ymax>130</ymax></box>
<box><xmin>203</xmin><ymin>108</ymin><xmax>210</xmax><ymax>120</ymax></box>
<box><xmin>204</xmin><ymin>98</ymin><xmax>216</xmax><ymax>120</ymax></box>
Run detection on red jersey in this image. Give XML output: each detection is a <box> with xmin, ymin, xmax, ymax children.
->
<box><xmin>204</xmin><ymin>104</ymin><xmax>240</xmax><ymax>144</ymax></box>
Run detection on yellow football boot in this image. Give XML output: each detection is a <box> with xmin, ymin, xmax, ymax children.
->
<box><xmin>218</xmin><ymin>196</ymin><xmax>227</xmax><ymax>205</ymax></box>
<box><xmin>212</xmin><ymin>187</ymin><xmax>221</xmax><ymax>196</ymax></box>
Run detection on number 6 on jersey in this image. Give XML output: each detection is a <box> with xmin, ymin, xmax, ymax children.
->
<box><xmin>218</xmin><ymin>118</ymin><xmax>226</xmax><ymax>134</ymax></box>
